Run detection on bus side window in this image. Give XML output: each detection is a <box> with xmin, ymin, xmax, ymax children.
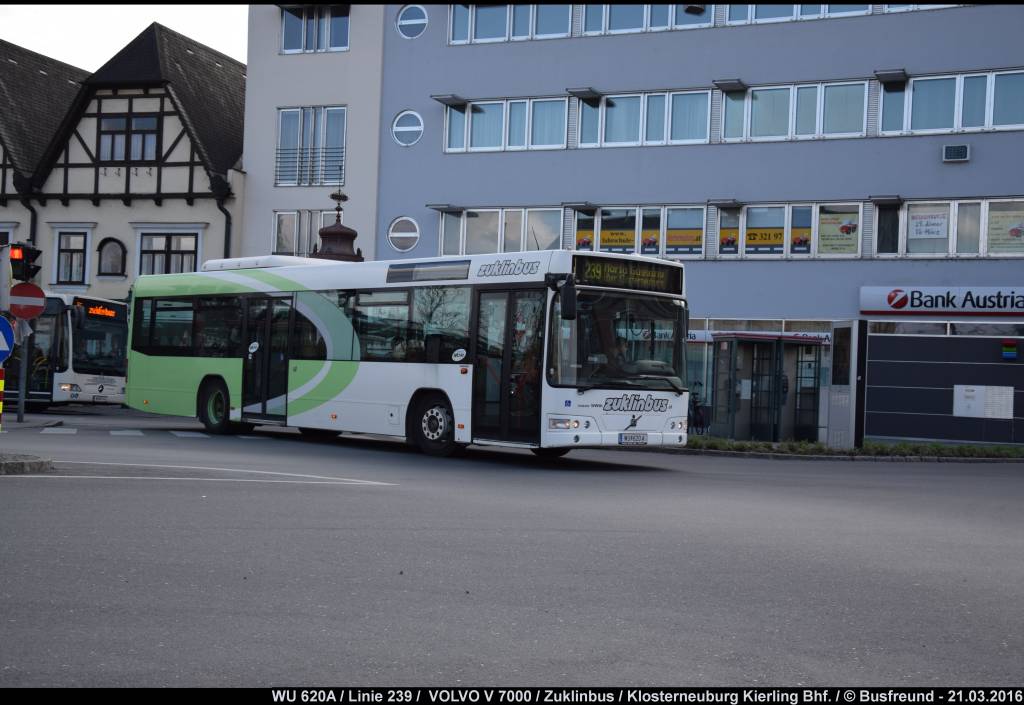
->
<box><xmin>194</xmin><ymin>297</ymin><xmax>242</xmax><ymax>358</ymax></box>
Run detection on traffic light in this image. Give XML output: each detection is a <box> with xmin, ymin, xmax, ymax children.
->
<box><xmin>9</xmin><ymin>243</ymin><xmax>41</xmax><ymax>282</ymax></box>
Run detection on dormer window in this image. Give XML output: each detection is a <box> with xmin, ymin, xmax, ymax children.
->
<box><xmin>281</xmin><ymin>5</ymin><xmax>350</xmax><ymax>53</ymax></box>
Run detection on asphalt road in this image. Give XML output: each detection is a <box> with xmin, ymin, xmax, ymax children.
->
<box><xmin>1</xmin><ymin>407</ymin><xmax>1022</xmax><ymax>686</ymax></box>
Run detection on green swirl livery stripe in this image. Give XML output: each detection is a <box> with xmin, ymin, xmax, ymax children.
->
<box><xmin>287</xmin><ymin>361</ymin><xmax>359</xmax><ymax>417</ymax></box>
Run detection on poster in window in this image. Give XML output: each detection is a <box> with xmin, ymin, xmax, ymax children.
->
<box><xmin>907</xmin><ymin>206</ymin><xmax>949</xmax><ymax>240</ymax></box>
<box><xmin>790</xmin><ymin>227</ymin><xmax>812</xmax><ymax>254</ymax></box>
<box><xmin>599</xmin><ymin>228</ymin><xmax>635</xmax><ymax>253</ymax></box>
<box><xmin>719</xmin><ymin>227</ymin><xmax>739</xmax><ymax>255</ymax></box>
<box><xmin>666</xmin><ymin>228</ymin><xmax>703</xmax><ymax>255</ymax></box>
<box><xmin>640</xmin><ymin>228</ymin><xmax>660</xmax><ymax>255</ymax></box>
<box><xmin>817</xmin><ymin>208</ymin><xmax>859</xmax><ymax>254</ymax></box>
<box><xmin>744</xmin><ymin>227</ymin><xmax>784</xmax><ymax>254</ymax></box>
<box><xmin>986</xmin><ymin>202</ymin><xmax>1024</xmax><ymax>254</ymax></box>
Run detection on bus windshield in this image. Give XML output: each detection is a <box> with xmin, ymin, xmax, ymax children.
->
<box><xmin>73</xmin><ymin>315</ymin><xmax>128</xmax><ymax>377</ymax></box>
<box><xmin>548</xmin><ymin>290</ymin><xmax>686</xmax><ymax>392</ymax></box>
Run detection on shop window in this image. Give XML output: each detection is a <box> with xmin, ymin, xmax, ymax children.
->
<box><xmin>465</xmin><ymin>209</ymin><xmax>500</xmax><ymax>254</ymax></box>
<box><xmin>955</xmin><ymin>203</ymin><xmax>982</xmax><ymax>254</ymax></box>
<box><xmin>718</xmin><ymin>208</ymin><xmax>740</xmax><ymax>255</ymax></box>
<box><xmin>817</xmin><ymin>204</ymin><xmax>860</xmax><ymax>255</ymax></box>
<box><xmin>790</xmin><ymin>206</ymin><xmax>813</xmax><ymax>255</ymax></box>
<box><xmin>599</xmin><ymin>208</ymin><xmax>636</xmax><ymax>253</ymax></box>
<box><xmin>906</xmin><ymin>203</ymin><xmax>950</xmax><ymax>254</ymax></box>
<box><xmin>441</xmin><ymin>212</ymin><xmax>462</xmax><ymax>255</ymax></box>
<box><xmin>640</xmin><ymin>208</ymin><xmax>661</xmax><ymax>255</ymax></box>
<box><xmin>986</xmin><ymin>201</ymin><xmax>1024</xmax><ymax>255</ymax></box>
<box><xmin>875</xmin><ymin>205</ymin><xmax>900</xmax><ymax>254</ymax></box>
<box><xmin>575</xmin><ymin>210</ymin><xmax>595</xmax><ymax>251</ymax></box>
<box><xmin>666</xmin><ymin>207</ymin><xmax>703</xmax><ymax>256</ymax></box>
<box><xmin>526</xmin><ymin>209</ymin><xmax>562</xmax><ymax>251</ymax></box>
<box><xmin>744</xmin><ymin>206</ymin><xmax>785</xmax><ymax>255</ymax></box>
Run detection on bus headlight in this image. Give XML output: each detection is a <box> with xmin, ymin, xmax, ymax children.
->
<box><xmin>59</xmin><ymin>384</ymin><xmax>81</xmax><ymax>393</ymax></box>
<box><xmin>549</xmin><ymin>418</ymin><xmax>572</xmax><ymax>430</ymax></box>
<box><xmin>665</xmin><ymin>417</ymin><xmax>687</xmax><ymax>431</ymax></box>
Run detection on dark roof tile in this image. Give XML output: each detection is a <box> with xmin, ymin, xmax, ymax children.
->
<box><xmin>0</xmin><ymin>39</ymin><xmax>88</xmax><ymax>178</ymax></box>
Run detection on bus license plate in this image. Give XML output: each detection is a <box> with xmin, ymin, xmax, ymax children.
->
<box><xmin>618</xmin><ymin>432</ymin><xmax>648</xmax><ymax>446</ymax></box>
<box><xmin>92</xmin><ymin>395</ymin><xmax>108</xmax><ymax>402</ymax></box>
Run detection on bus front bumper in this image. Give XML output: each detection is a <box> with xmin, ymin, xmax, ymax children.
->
<box><xmin>54</xmin><ymin>383</ymin><xmax>126</xmax><ymax>405</ymax></box>
<box><xmin>543</xmin><ymin>430</ymin><xmax>689</xmax><ymax>449</ymax></box>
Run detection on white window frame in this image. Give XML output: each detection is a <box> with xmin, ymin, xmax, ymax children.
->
<box><xmin>391</xmin><ymin>110</ymin><xmax>424</xmax><ymax>147</ymax></box>
<box><xmin>741</xmin><ymin>204</ymin><xmax>788</xmax><ymax>257</ymax></box>
<box><xmin>272</xmin><ymin>210</ymin><xmax>300</xmax><ymax>255</ymax></box>
<box><xmin>596</xmin><ymin>206</ymin><xmax>640</xmax><ymax>254</ymax></box>
<box><xmin>983</xmin><ymin>198</ymin><xmax>1024</xmax><ymax>258</ymax></box>
<box><xmin>728</xmin><ymin>4</ymin><xmax>872</xmax><ymax>24</ymax></box>
<box><xmin>600</xmin><ymin>94</ymin><xmax>643</xmax><ymax>146</ymax></box>
<box><xmin>439</xmin><ymin>210</ymin><xmax>466</xmax><ymax>256</ymax></box>
<box><xmin>447</xmin><ymin>98</ymin><xmax>568</xmax><ymax>153</ymax></box>
<box><xmin>50</xmin><ymin>224</ymin><xmax>94</xmax><ymax>288</ymax></box>
<box><xmin>396</xmin><ymin>5</ymin><xmax>429</xmax><ymax>39</ymax></box>
<box><xmin>716</xmin><ymin>207</ymin><xmax>744</xmax><ymax>257</ymax></box>
<box><xmin>642</xmin><ymin>93</ymin><xmax>668</xmax><ymax>145</ymax></box>
<box><xmin>951</xmin><ymin>200</ymin><xmax>984</xmax><ymax>257</ymax></box>
<box><xmin>471</xmin><ymin>4</ymin><xmax>510</xmax><ymax>43</ymax></box>
<box><xmin>882</xmin><ymin>71</ymin><xmax>1024</xmax><ymax>136</ymax></box>
<box><xmin>448</xmin><ymin>4</ymin><xmax>471</xmax><ymax>44</ymax></box>
<box><xmin>528</xmin><ymin>98</ymin><xmax>569</xmax><ymax>150</ymax></box>
<box><xmin>468</xmin><ymin>101</ymin><xmax>505</xmax><ymax>152</ymax></box>
<box><xmin>524</xmin><ymin>207</ymin><xmax>566</xmax><ymax>251</ymax></box>
<box><xmin>667</xmin><ymin>90</ymin><xmax>713</xmax><ymax>144</ymax></box>
<box><xmin>531</xmin><ymin>4</ymin><xmax>572</xmax><ymax>39</ymax></box>
<box><xmin>812</xmin><ymin>202</ymin><xmax>864</xmax><ymax>259</ymax></box>
<box><xmin>387</xmin><ymin>216</ymin><xmax>421</xmax><ymax>253</ymax></box>
<box><xmin>671</xmin><ymin>4</ymin><xmax>715</xmax><ymax>29</ymax></box>
<box><xmin>582</xmin><ymin>5</ymin><xmax>715</xmax><ymax>35</ymax></box>
<box><xmin>787</xmin><ymin>204</ymin><xmax>816</xmax><ymax>257</ymax></box>
<box><xmin>663</xmin><ymin>205</ymin><xmax>708</xmax><ymax>259</ymax></box>
<box><xmin>510</xmin><ymin>4</ymin><xmax>532</xmax><ymax>40</ymax></box>
<box><xmin>280</xmin><ymin>5</ymin><xmax>349</xmax><ymax>54</ymax></box>
<box><xmin>605</xmin><ymin>4</ymin><xmax>648</xmax><ymax>35</ymax></box>
<box><xmin>275</xmin><ymin>105</ymin><xmax>347</xmax><ymax>186</ymax></box>
<box><xmin>724</xmin><ymin>81</ymin><xmax>867</xmax><ymax>141</ymax></box>
<box><xmin>873</xmin><ymin>202</ymin><xmax>905</xmax><ymax>257</ymax></box>
<box><xmin>463</xmin><ymin>208</ymin><xmax>503</xmax><ymax>254</ymax></box>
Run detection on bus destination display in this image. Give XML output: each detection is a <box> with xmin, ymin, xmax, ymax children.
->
<box><xmin>573</xmin><ymin>255</ymin><xmax>682</xmax><ymax>294</ymax></box>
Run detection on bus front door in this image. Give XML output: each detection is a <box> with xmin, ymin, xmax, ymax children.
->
<box><xmin>472</xmin><ymin>289</ymin><xmax>546</xmax><ymax>444</ymax></box>
<box><xmin>242</xmin><ymin>296</ymin><xmax>292</xmax><ymax>422</ymax></box>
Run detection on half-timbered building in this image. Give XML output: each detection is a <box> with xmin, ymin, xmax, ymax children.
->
<box><xmin>0</xmin><ymin>23</ymin><xmax>246</xmax><ymax>301</ymax></box>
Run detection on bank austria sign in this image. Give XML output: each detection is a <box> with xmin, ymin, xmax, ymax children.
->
<box><xmin>861</xmin><ymin>286</ymin><xmax>1024</xmax><ymax>316</ymax></box>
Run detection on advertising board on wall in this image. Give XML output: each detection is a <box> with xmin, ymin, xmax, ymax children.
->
<box><xmin>861</xmin><ymin>286</ymin><xmax>1024</xmax><ymax>316</ymax></box>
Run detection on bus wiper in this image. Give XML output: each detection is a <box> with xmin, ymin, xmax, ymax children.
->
<box><xmin>634</xmin><ymin>374</ymin><xmax>685</xmax><ymax>395</ymax></box>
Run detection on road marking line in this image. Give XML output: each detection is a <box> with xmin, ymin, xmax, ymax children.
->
<box><xmin>51</xmin><ymin>460</ymin><xmax>395</xmax><ymax>485</ymax></box>
<box><xmin>237</xmin><ymin>435</ymin><xmax>269</xmax><ymax>439</ymax></box>
<box><xmin>41</xmin><ymin>427</ymin><xmax>77</xmax><ymax>434</ymax></box>
<box><xmin>110</xmin><ymin>430</ymin><xmax>144</xmax><ymax>436</ymax></box>
<box><xmin>170</xmin><ymin>431</ymin><xmax>209</xmax><ymax>438</ymax></box>
<box><xmin>0</xmin><ymin>475</ymin><xmax>378</xmax><ymax>486</ymax></box>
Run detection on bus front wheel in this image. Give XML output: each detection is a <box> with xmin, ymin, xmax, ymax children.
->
<box><xmin>198</xmin><ymin>379</ymin><xmax>232</xmax><ymax>435</ymax></box>
<box><xmin>412</xmin><ymin>393</ymin><xmax>461</xmax><ymax>457</ymax></box>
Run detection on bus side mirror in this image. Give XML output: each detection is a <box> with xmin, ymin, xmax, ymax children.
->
<box><xmin>560</xmin><ymin>277</ymin><xmax>577</xmax><ymax>321</ymax></box>
<box><xmin>68</xmin><ymin>305</ymin><xmax>85</xmax><ymax>329</ymax></box>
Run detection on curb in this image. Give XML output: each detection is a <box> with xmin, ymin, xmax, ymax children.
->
<box><xmin>0</xmin><ymin>419</ymin><xmax>63</xmax><ymax>432</ymax></box>
<box><xmin>0</xmin><ymin>455</ymin><xmax>54</xmax><ymax>474</ymax></box>
<box><xmin>640</xmin><ymin>447</ymin><xmax>1024</xmax><ymax>464</ymax></box>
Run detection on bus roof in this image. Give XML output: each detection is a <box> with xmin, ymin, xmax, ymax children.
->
<box><xmin>133</xmin><ymin>251</ymin><xmax>685</xmax><ymax>299</ymax></box>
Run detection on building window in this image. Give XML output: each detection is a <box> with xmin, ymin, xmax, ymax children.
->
<box><xmin>446</xmin><ymin>98</ymin><xmax>567</xmax><ymax>152</ymax></box>
<box><xmin>397</xmin><ymin>5</ymin><xmax>428</xmax><ymax>38</ymax></box>
<box><xmin>450</xmin><ymin>4</ymin><xmax>570</xmax><ymax>43</ymax></box>
<box><xmin>816</xmin><ymin>204</ymin><xmax>860</xmax><ymax>256</ymax></box>
<box><xmin>98</xmin><ymin>118</ymin><xmax>126</xmax><ymax>162</ymax></box>
<box><xmin>571</xmin><ymin>205</ymin><xmax>707</xmax><ymax>257</ymax></box>
<box><xmin>96</xmin><ymin>238</ymin><xmax>126</xmax><ymax>276</ymax></box>
<box><xmin>883</xmin><ymin>71</ymin><xmax>1024</xmax><ymax>134</ymax></box>
<box><xmin>274</xmin><ymin>211</ymin><xmax>299</xmax><ymax>254</ymax></box>
<box><xmin>874</xmin><ymin>200</ymin><xmax>1020</xmax><ymax>257</ymax></box>
<box><xmin>581</xmin><ymin>91</ymin><xmax>710</xmax><ymax>147</ymax></box>
<box><xmin>583</xmin><ymin>4</ymin><xmax>713</xmax><ymax>34</ymax></box>
<box><xmin>743</xmin><ymin>206</ymin><xmax>786</xmax><ymax>255</ymax></box>
<box><xmin>56</xmin><ymin>232</ymin><xmax>87</xmax><ymax>284</ymax></box>
<box><xmin>139</xmin><ymin>234</ymin><xmax>198</xmax><ymax>275</ymax></box>
<box><xmin>392</xmin><ymin>111</ymin><xmax>424</xmax><ymax>146</ymax></box>
<box><xmin>388</xmin><ymin>217</ymin><xmax>420</xmax><ymax>252</ymax></box>
<box><xmin>724</xmin><ymin>82</ymin><xmax>866</xmax><ymax>141</ymax></box>
<box><xmin>441</xmin><ymin>207</ymin><xmax>564</xmax><ymax>255</ymax></box>
<box><xmin>276</xmin><ymin>106</ymin><xmax>346</xmax><ymax>186</ymax></box>
<box><xmin>130</xmin><ymin>116</ymin><xmax>158</xmax><ymax>161</ymax></box>
<box><xmin>727</xmin><ymin>4</ymin><xmax>870</xmax><ymax>24</ymax></box>
<box><xmin>282</xmin><ymin>5</ymin><xmax>349</xmax><ymax>53</ymax></box>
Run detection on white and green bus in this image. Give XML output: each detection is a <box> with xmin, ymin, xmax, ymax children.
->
<box><xmin>126</xmin><ymin>251</ymin><xmax>689</xmax><ymax>457</ymax></box>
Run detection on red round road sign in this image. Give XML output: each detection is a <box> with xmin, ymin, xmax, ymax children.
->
<box><xmin>9</xmin><ymin>282</ymin><xmax>46</xmax><ymax>320</ymax></box>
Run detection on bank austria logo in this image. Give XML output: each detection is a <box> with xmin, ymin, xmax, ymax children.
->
<box><xmin>887</xmin><ymin>289</ymin><xmax>909</xmax><ymax>309</ymax></box>
<box><xmin>476</xmin><ymin>258</ymin><xmax>541</xmax><ymax>277</ymax></box>
<box><xmin>603</xmin><ymin>394</ymin><xmax>670</xmax><ymax>413</ymax></box>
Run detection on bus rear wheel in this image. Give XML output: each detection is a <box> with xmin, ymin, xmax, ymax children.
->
<box><xmin>198</xmin><ymin>379</ymin><xmax>231</xmax><ymax>435</ymax></box>
<box><xmin>531</xmin><ymin>447</ymin><xmax>571</xmax><ymax>459</ymax></box>
<box><xmin>412</xmin><ymin>393</ymin><xmax>461</xmax><ymax>457</ymax></box>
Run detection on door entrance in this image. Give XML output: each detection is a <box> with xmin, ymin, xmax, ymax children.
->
<box><xmin>242</xmin><ymin>295</ymin><xmax>292</xmax><ymax>422</ymax></box>
<box><xmin>472</xmin><ymin>289</ymin><xmax>546</xmax><ymax>443</ymax></box>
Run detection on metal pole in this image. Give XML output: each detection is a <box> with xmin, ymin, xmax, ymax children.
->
<box><xmin>16</xmin><ymin>323</ymin><xmax>31</xmax><ymax>422</ymax></box>
<box><xmin>0</xmin><ymin>366</ymin><xmax>5</xmax><ymax>434</ymax></box>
